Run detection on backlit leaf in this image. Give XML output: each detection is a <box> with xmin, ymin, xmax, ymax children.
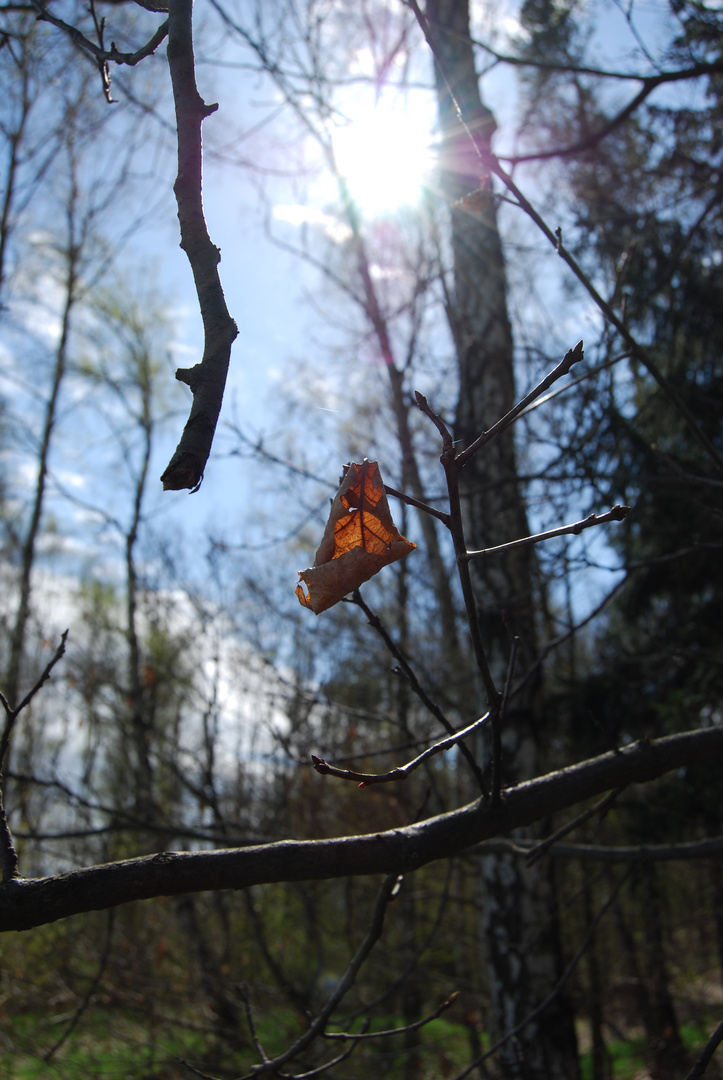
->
<box><xmin>296</xmin><ymin>460</ymin><xmax>416</xmax><ymax>615</ymax></box>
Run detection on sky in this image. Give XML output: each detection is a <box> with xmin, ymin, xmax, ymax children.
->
<box><xmin>0</xmin><ymin>0</ymin><xmax>701</xmax><ymax>835</ymax></box>
<box><xmin>0</xmin><ymin>0</ymin><xmax>684</xmax><ymax>632</ymax></box>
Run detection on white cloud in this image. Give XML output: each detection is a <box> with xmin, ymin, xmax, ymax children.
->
<box><xmin>273</xmin><ymin>204</ymin><xmax>352</xmax><ymax>244</ymax></box>
<box><xmin>57</xmin><ymin>469</ymin><xmax>86</xmax><ymax>490</ymax></box>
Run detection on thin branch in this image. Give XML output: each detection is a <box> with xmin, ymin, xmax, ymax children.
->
<box><xmin>0</xmin><ymin>630</ymin><xmax>68</xmax><ymax>770</ymax></box>
<box><xmin>340</xmin><ymin>861</ymin><xmax>454</xmax><ymax>1021</ymax></box>
<box><xmin>27</xmin><ymin>0</ymin><xmax>167</xmax><ymax>66</ymax></box>
<box><xmin>0</xmin><ymin>631</ymin><xmax>68</xmax><ymax>883</ymax></box>
<box><xmin>231</xmin><ymin>874</ymin><xmax>399</xmax><ymax>1078</ymax></box>
<box><xmin>414</xmin><ymin>390</ymin><xmax>454</xmax><ymax>445</ymax></box>
<box><xmin>470</xmin><ymin>34</ymin><xmax>723</xmax><ymax>84</ymax></box>
<box><xmin>384</xmin><ymin>483</ymin><xmax>450</xmax><ymax>526</ymax></box>
<box><xmin>177</xmin><ymin>1060</ymin><xmax>218</xmax><ymax>1080</ymax></box>
<box><xmin>684</xmin><ymin>1020</ymin><xmax>723</xmax><ymax>1080</ymax></box>
<box><xmin>277</xmin><ymin>1029</ymin><xmax>368</xmax><ymax>1079</ymax></box>
<box><xmin>455</xmin><ymin>340</ymin><xmax>585</xmax><ymax>468</ymax></box>
<box><xmin>107</xmin><ymin>19</ymin><xmax>169</xmax><ymax>65</ymax></box>
<box><xmin>44</xmin><ymin>908</ymin><xmax>115</xmax><ymax>1060</ymax></box>
<box><xmin>324</xmin><ymin>992</ymin><xmax>459</xmax><ymax>1040</ymax></box>
<box><xmin>451</xmin><ymin>870</ymin><xmax>630</xmax><ymax>1080</ymax></box>
<box><xmin>525</xmin><ymin>787</ymin><xmax>624</xmax><ymax>866</ymax></box>
<box><xmin>414</xmin><ymin>393</ymin><xmax>502</xmax><ymax>715</ymax></box>
<box><xmin>223</xmin><ymin>427</ymin><xmax>450</xmax><ymax>526</ymax></box>
<box><xmin>492</xmin><ymin>636</ymin><xmax>518</xmax><ymax>805</ymax></box>
<box><xmin>462</xmin><ymin>505</ymin><xmax>630</xmax><ymax>561</ymax></box>
<box><xmin>350</xmin><ymin>591</ymin><xmax>486</xmax><ymax>792</ymax></box>
<box><xmin>239</xmin><ymin>985</ymin><xmax>269</xmax><ymax>1063</ymax></box>
<box><xmin>512</xmin><ymin>575</ymin><xmax>627</xmax><ymax>700</ymax></box>
<box><xmin>488</xmin><ymin>163</ymin><xmax>723</xmax><ymax>476</ymax></box>
<box><xmin>311</xmin><ymin>710</ymin><xmax>492</xmax><ymax>787</ymax></box>
<box><xmin>518</xmin><ymin>353</ymin><xmax>630</xmax><ymax>416</ymax></box>
<box><xmin>503</xmin><ymin>63</ymin><xmax>723</xmax><ymax>165</ymax></box>
<box><xmin>470</xmin><ymin>836</ymin><xmax>723</xmax><ymax>863</ymax></box>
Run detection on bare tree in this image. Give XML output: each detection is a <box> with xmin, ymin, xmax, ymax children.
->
<box><xmin>0</xmin><ymin>1</ymin><xmax>721</xmax><ymax>1077</ymax></box>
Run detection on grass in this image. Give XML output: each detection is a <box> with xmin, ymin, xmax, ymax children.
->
<box><xmin>578</xmin><ymin>1017</ymin><xmax>723</xmax><ymax>1080</ymax></box>
<box><xmin>3</xmin><ymin>1004</ymin><xmax>722</xmax><ymax>1080</ymax></box>
<box><xmin>0</xmin><ymin>1006</ymin><xmax>479</xmax><ymax>1080</ymax></box>
<box><xmin>0</xmin><ymin>1008</ymin><xmax>208</xmax><ymax>1080</ymax></box>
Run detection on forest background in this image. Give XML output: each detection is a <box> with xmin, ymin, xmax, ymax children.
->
<box><xmin>0</xmin><ymin>0</ymin><xmax>722</xmax><ymax>1078</ymax></box>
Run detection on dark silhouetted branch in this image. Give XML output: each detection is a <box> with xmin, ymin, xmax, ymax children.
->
<box><xmin>324</xmin><ymin>992</ymin><xmax>459</xmax><ymax>1040</ymax></box>
<box><xmin>2</xmin><ymin>727</ymin><xmax>723</xmax><ymax>931</ymax></box>
<box><xmin>311</xmin><ymin>711</ymin><xmax>492</xmax><ymax>787</ymax></box>
<box><xmin>685</xmin><ymin>1020</ymin><xmax>723</xmax><ymax>1080</ymax></box>
<box><xmin>161</xmin><ymin>0</ymin><xmax>238</xmax><ymax>490</ymax></box>
<box><xmin>462</xmin><ymin>506</ymin><xmax>630</xmax><ymax>561</ymax></box>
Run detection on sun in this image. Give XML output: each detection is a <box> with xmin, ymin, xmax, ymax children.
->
<box><xmin>331</xmin><ymin>93</ymin><xmax>435</xmax><ymax>218</ymax></box>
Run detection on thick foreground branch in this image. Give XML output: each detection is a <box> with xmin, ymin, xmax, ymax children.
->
<box><xmin>1</xmin><ymin>727</ymin><xmax>721</xmax><ymax>932</ymax></box>
<box><xmin>161</xmin><ymin>0</ymin><xmax>238</xmax><ymax>490</ymax></box>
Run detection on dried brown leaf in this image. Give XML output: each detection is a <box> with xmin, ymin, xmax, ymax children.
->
<box><xmin>296</xmin><ymin>460</ymin><xmax>416</xmax><ymax>615</ymax></box>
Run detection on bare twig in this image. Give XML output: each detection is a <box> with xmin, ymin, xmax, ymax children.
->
<box><xmin>324</xmin><ymin>992</ymin><xmax>459</xmax><ymax>1040</ymax></box>
<box><xmin>487</xmin><ymin>163</ymin><xmax>723</xmax><ymax>476</ymax></box>
<box><xmin>462</xmin><ymin>506</ymin><xmax>630</xmax><ymax>561</ymax></box>
<box><xmin>491</xmin><ymin>636</ymin><xmax>519</xmax><ymax>805</ymax></box>
<box><xmin>311</xmin><ymin>711</ymin><xmax>492</xmax><ymax>787</ymax></box>
<box><xmin>512</xmin><ymin>575</ymin><xmax>627</xmax><ymax>700</ymax></box>
<box><xmin>226</xmin><ymin>427</ymin><xmax>450</xmax><ymax>527</ymax></box>
<box><xmin>502</xmin><ymin>66</ymin><xmax>723</xmax><ymax>165</ymax></box>
<box><xmin>518</xmin><ymin>353</ymin><xmax>630</xmax><ymax>416</ymax></box>
<box><xmin>414</xmin><ymin>393</ymin><xmax>502</xmax><ymax>715</ymax></box>
<box><xmin>0</xmin><ymin>631</ymin><xmax>68</xmax><ymax>883</ymax></box>
<box><xmin>232</xmin><ymin>874</ymin><xmax>399</xmax><ymax>1078</ymax></box>
<box><xmin>345</xmin><ymin>862</ymin><xmax>454</xmax><ymax>1026</ymax></box>
<box><xmin>28</xmin><ymin>0</ymin><xmax>167</xmax><ymax>67</ymax></box>
<box><xmin>414</xmin><ymin>390</ymin><xmax>454</xmax><ymax>445</ymax></box>
<box><xmin>469</xmin><ymin>33</ymin><xmax>723</xmax><ymax>85</ymax></box>
<box><xmin>0</xmin><ymin>630</ymin><xmax>68</xmax><ymax>769</ymax></box>
<box><xmin>525</xmin><ymin>787</ymin><xmax>625</xmax><ymax>866</ymax></box>
<box><xmin>684</xmin><ymin>1020</ymin><xmax>723</xmax><ymax>1080</ymax></box>
<box><xmin>350</xmin><ymin>590</ymin><xmax>486</xmax><ymax>792</ymax></box>
<box><xmin>455</xmin><ymin>341</ymin><xmax>585</xmax><ymax>468</ymax></box>
<box><xmin>278</xmin><ymin>1029</ymin><xmax>369</xmax><ymax>1078</ymax></box>
<box><xmin>44</xmin><ymin>909</ymin><xmax>115</xmax><ymax>1060</ymax></box>
<box><xmin>384</xmin><ymin>483</ymin><xmax>450</xmax><ymax>526</ymax></box>
<box><xmin>470</xmin><ymin>836</ymin><xmax>723</xmax><ymax>863</ymax></box>
<box><xmin>239</xmin><ymin>985</ymin><xmax>269</xmax><ymax>1063</ymax></box>
<box><xmin>451</xmin><ymin>870</ymin><xmax>630</xmax><ymax>1080</ymax></box>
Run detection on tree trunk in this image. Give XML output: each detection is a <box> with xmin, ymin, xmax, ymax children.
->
<box><xmin>426</xmin><ymin>1</ymin><xmax>579</xmax><ymax>1075</ymax></box>
<box><xmin>638</xmin><ymin>867</ymin><xmax>689</xmax><ymax>1080</ymax></box>
<box><xmin>710</xmin><ymin>860</ymin><xmax>723</xmax><ymax>990</ymax></box>
<box><xmin>583</xmin><ymin>877</ymin><xmax>611</xmax><ymax>1080</ymax></box>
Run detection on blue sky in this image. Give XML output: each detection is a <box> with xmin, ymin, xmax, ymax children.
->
<box><xmin>0</xmin><ymin>0</ymin><xmax>684</xmax><ymax>626</ymax></box>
